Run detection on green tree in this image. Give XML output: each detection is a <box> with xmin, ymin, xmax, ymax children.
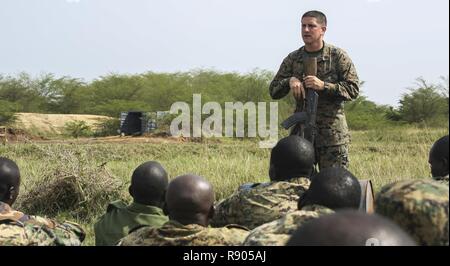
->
<box><xmin>397</xmin><ymin>77</ymin><xmax>448</xmax><ymax>126</ymax></box>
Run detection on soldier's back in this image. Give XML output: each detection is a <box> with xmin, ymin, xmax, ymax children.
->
<box><xmin>244</xmin><ymin>205</ymin><xmax>334</xmax><ymax>246</ymax></box>
<box><xmin>119</xmin><ymin>220</ymin><xmax>249</xmax><ymax>246</ymax></box>
<box><xmin>375</xmin><ymin>179</ymin><xmax>449</xmax><ymax>246</ymax></box>
<box><xmin>0</xmin><ymin>202</ymin><xmax>85</xmax><ymax>246</ymax></box>
<box><xmin>211</xmin><ymin>177</ymin><xmax>311</xmax><ymax>229</ymax></box>
<box><xmin>94</xmin><ymin>200</ymin><xmax>168</xmax><ymax>246</ymax></box>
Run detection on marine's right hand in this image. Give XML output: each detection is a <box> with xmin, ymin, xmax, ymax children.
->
<box><xmin>289</xmin><ymin>77</ymin><xmax>305</xmax><ymax>101</ymax></box>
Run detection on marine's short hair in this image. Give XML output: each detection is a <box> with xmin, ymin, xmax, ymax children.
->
<box><xmin>302</xmin><ymin>10</ymin><xmax>327</xmax><ymax>26</ymax></box>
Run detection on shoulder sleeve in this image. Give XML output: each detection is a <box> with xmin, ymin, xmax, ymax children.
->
<box><xmin>324</xmin><ymin>48</ymin><xmax>360</xmax><ymax>101</ymax></box>
<box><xmin>269</xmin><ymin>52</ymin><xmax>296</xmax><ymax>99</ymax></box>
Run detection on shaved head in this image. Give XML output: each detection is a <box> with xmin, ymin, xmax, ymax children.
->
<box><xmin>299</xmin><ymin>167</ymin><xmax>361</xmax><ymax>210</ymax></box>
<box><xmin>129</xmin><ymin>161</ymin><xmax>168</xmax><ymax>207</ymax></box>
<box><xmin>429</xmin><ymin>135</ymin><xmax>449</xmax><ymax>178</ymax></box>
<box><xmin>0</xmin><ymin>157</ymin><xmax>21</xmax><ymax>205</ymax></box>
<box><xmin>270</xmin><ymin>136</ymin><xmax>315</xmax><ymax>181</ymax></box>
<box><xmin>166</xmin><ymin>174</ymin><xmax>215</xmax><ymax>226</ymax></box>
<box><xmin>287</xmin><ymin>210</ymin><xmax>416</xmax><ymax>246</ymax></box>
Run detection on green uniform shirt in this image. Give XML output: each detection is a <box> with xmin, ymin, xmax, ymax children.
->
<box><xmin>94</xmin><ymin>200</ymin><xmax>168</xmax><ymax>246</ymax></box>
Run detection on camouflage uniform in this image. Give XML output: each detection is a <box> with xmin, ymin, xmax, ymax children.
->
<box><xmin>269</xmin><ymin>42</ymin><xmax>359</xmax><ymax>169</ymax></box>
<box><xmin>433</xmin><ymin>174</ymin><xmax>449</xmax><ymax>185</ymax></box>
<box><xmin>0</xmin><ymin>202</ymin><xmax>85</xmax><ymax>246</ymax></box>
<box><xmin>375</xmin><ymin>179</ymin><xmax>449</xmax><ymax>246</ymax></box>
<box><xmin>244</xmin><ymin>204</ymin><xmax>334</xmax><ymax>246</ymax></box>
<box><xmin>211</xmin><ymin>177</ymin><xmax>311</xmax><ymax>229</ymax></box>
<box><xmin>118</xmin><ymin>220</ymin><xmax>249</xmax><ymax>246</ymax></box>
<box><xmin>94</xmin><ymin>200</ymin><xmax>168</xmax><ymax>246</ymax></box>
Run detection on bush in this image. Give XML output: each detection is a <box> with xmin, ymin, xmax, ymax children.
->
<box><xmin>397</xmin><ymin>78</ymin><xmax>449</xmax><ymax>127</ymax></box>
<box><xmin>16</xmin><ymin>145</ymin><xmax>126</xmax><ymax>221</ymax></box>
<box><xmin>94</xmin><ymin>118</ymin><xmax>120</xmax><ymax>137</ymax></box>
<box><xmin>64</xmin><ymin>120</ymin><xmax>93</xmax><ymax>138</ymax></box>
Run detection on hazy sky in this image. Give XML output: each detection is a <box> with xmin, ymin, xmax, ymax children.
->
<box><xmin>0</xmin><ymin>0</ymin><xmax>448</xmax><ymax>106</ymax></box>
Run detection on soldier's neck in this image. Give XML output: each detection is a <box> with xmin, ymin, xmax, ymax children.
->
<box><xmin>304</xmin><ymin>40</ymin><xmax>324</xmax><ymax>53</ymax></box>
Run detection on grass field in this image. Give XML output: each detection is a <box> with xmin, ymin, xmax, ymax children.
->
<box><xmin>0</xmin><ymin>126</ymin><xmax>448</xmax><ymax>245</ymax></box>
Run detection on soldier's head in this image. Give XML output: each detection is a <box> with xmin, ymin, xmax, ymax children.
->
<box><xmin>129</xmin><ymin>161</ymin><xmax>169</xmax><ymax>208</ymax></box>
<box><xmin>286</xmin><ymin>210</ymin><xmax>416</xmax><ymax>246</ymax></box>
<box><xmin>375</xmin><ymin>179</ymin><xmax>449</xmax><ymax>246</ymax></box>
<box><xmin>269</xmin><ymin>136</ymin><xmax>315</xmax><ymax>181</ymax></box>
<box><xmin>429</xmin><ymin>135</ymin><xmax>449</xmax><ymax>178</ymax></box>
<box><xmin>299</xmin><ymin>167</ymin><xmax>361</xmax><ymax>210</ymax></box>
<box><xmin>165</xmin><ymin>174</ymin><xmax>215</xmax><ymax>227</ymax></box>
<box><xmin>0</xmin><ymin>157</ymin><xmax>21</xmax><ymax>206</ymax></box>
<box><xmin>301</xmin><ymin>10</ymin><xmax>327</xmax><ymax>46</ymax></box>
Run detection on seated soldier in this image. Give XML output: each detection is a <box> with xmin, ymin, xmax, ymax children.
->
<box><xmin>429</xmin><ymin>135</ymin><xmax>449</xmax><ymax>184</ymax></box>
<box><xmin>119</xmin><ymin>174</ymin><xmax>249</xmax><ymax>246</ymax></box>
<box><xmin>244</xmin><ymin>167</ymin><xmax>361</xmax><ymax>246</ymax></box>
<box><xmin>94</xmin><ymin>161</ymin><xmax>169</xmax><ymax>246</ymax></box>
<box><xmin>0</xmin><ymin>157</ymin><xmax>85</xmax><ymax>246</ymax></box>
<box><xmin>286</xmin><ymin>210</ymin><xmax>416</xmax><ymax>246</ymax></box>
<box><xmin>375</xmin><ymin>179</ymin><xmax>449</xmax><ymax>246</ymax></box>
<box><xmin>211</xmin><ymin>136</ymin><xmax>314</xmax><ymax>229</ymax></box>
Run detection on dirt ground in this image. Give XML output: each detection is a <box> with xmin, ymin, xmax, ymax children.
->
<box><xmin>1</xmin><ymin>112</ymin><xmax>193</xmax><ymax>144</ymax></box>
<box><xmin>13</xmin><ymin>112</ymin><xmax>111</xmax><ymax>135</ymax></box>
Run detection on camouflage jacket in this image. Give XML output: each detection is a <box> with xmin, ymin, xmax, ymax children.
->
<box><xmin>0</xmin><ymin>202</ymin><xmax>85</xmax><ymax>246</ymax></box>
<box><xmin>211</xmin><ymin>177</ymin><xmax>311</xmax><ymax>229</ymax></box>
<box><xmin>118</xmin><ymin>220</ymin><xmax>249</xmax><ymax>246</ymax></box>
<box><xmin>375</xmin><ymin>179</ymin><xmax>449</xmax><ymax>246</ymax></box>
<box><xmin>433</xmin><ymin>174</ymin><xmax>449</xmax><ymax>185</ymax></box>
<box><xmin>269</xmin><ymin>42</ymin><xmax>360</xmax><ymax>147</ymax></box>
<box><xmin>94</xmin><ymin>200</ymin><xmax>168</xmax><ymax>246</ymax></box>
<box><xmin>243</xmin><ymin>205</ymin><xmax>333</xmax><ymax>246</ymax></box>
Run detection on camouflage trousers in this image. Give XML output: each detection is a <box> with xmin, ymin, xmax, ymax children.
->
<box><xmin>289</xmin><ymin>124</ymin><xmax>349</xmax><ymax>171</ymax></box>
<box><xmin>315</xmin><ymin>144</ymin><xmax>349</xmax><ymax>170</ymax></box>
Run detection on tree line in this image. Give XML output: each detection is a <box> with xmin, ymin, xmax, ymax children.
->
<box><xmin>0</xmin><ymin>70</ymin><xmax>448</xmax><ymax>130</ymax></box>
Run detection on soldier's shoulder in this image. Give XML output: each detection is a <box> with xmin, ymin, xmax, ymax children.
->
<box><xmin>433</xmin><ymin>174</ymin><xmax>449</xmax><ymax>185</ymax></box>
<box><xmin>0</xmin><ymin>222</ymin><xmax>31</xmax><ymax>246</ymax></box>
<box><xmin>106</xmin><ymin>200</ymin><xmax>128</xmax><ymax>213</ymax></box>
<box><xmin>285</xmin><ymin>47</ymin><xmax>304</xmax><ymax>60</ymax></box>
<box><xmin>325</xmin><ymin>43</ymin><xmax>347</xmax><ymax>53</ymax></box>
<box><xmin>378</xmin><ymin>179</ymin><xmax>448</xmax><ymax>200</ymax></box>
<box><xmin>206</xmin><ymin>225</ymin><xmax>249</xmax><ymax>245</ymax></box>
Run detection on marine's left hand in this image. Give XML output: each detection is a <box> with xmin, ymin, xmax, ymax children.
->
<box><xmin>304</xmin><ymin>76</ymin><xmax>325</xmax><ymax>91</ymax></box>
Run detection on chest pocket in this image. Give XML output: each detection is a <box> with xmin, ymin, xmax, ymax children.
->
<box><xmin>317</xmin><ymin>55</ymin><xmax>334</xmax><ymax>81</ymax></box>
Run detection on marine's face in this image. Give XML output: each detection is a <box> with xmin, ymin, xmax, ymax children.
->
<box><xmin>301</xmin><ymin>17</ymin><xmax>326</xmax><ymax>45</ymax></box>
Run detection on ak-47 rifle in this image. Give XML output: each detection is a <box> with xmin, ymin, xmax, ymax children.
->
<box><xmin>281</xmin><ymin>57</ymin><xmax>318</xmax><ymax>145</ymax></box>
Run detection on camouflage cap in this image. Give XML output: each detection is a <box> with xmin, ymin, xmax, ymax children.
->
<box><xmin>375</xmin><ymin>179</ymin><xmax>449</xmax><ymax>246</ymax></box>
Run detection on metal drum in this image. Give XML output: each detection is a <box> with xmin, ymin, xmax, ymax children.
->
<box><xmin>359</xmin><ymin>180</ymin><xmax>374</xmax><ymax>213</ymax></box>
